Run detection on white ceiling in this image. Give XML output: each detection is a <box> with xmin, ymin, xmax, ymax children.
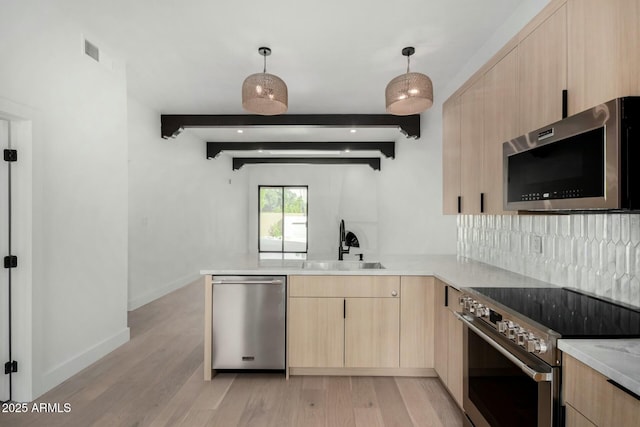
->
<box><xmin>58</xmin><ymin>0</ymin><xmax>525</xmax><ymax>116</ymax></box>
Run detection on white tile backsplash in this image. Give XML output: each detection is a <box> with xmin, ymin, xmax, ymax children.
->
<box><xmin>458</xmin><ymin>214</ymin><xmax>640</xmax><ymax>308</ymax></box>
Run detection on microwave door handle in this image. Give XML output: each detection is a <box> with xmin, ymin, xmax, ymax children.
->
<box><xmin>454</xmin><ymin>312</ymin><xmax>552</xmax><ymax>383</ymax></box>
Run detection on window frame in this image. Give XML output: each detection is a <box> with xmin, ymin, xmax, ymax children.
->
<box><xmin>258</xmin><ymin>185</ymin><xmax>309</xmax><ymax>255</ymax></box>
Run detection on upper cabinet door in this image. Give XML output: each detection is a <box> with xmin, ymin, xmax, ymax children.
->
<box><xmin>518</xmin><ymin>3</ymin><xmax>567</xmax><ymax>134</ymax></box>
<box><xmin>442</xmin><ymin>97</ymin><xmax>462</xmax><ymax>215</ymax></box>
<box><xmin>567</xmin><ymin>0</ymin><xmax>640</xmax><ymax>115</ymax></box>
<box><xmin>460</xmin><ymin>79</ymin><xmax>484</xmax><ymax>215</ymax></box>
<box><xmin>482</xmin><ymin>47</ymin><xmax>519</xmax><ymax>215</ymax></box>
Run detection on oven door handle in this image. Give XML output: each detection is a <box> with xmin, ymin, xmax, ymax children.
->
<box><xmin>454</xmin><ymin>312</ymin><xmax>553</xmax><ymax>383</ymax></box>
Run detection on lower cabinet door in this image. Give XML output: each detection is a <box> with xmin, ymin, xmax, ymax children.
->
<box><xmin>434</xmin><ymin>280</ymin><xmax>449</xmax><ymax>382</ymax></box>
<box><xmin>345</xmin><ymin>298</ymin><xmax>399</xmax><ymax>368</ymax></box>
<box><xmin>288</xmin><ymin>297</ymin><xmax>344</xmax><ymax>368</ymax></box>
<box><xmin>447</xmin><ymin>309</ymin><xmax>464</xmax><ymax>407</ymax></box>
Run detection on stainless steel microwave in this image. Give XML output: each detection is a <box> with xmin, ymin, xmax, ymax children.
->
<box><xmin>503</xmin><ymin>97</ymin><xmax>639</xmax><ymax>211</ymax></box>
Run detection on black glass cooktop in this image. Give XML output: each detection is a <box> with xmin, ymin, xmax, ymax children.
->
<box><xmin>470</xmin><ymin>287</ymin><xmax>640</xmax><ymax>338</ymax></box>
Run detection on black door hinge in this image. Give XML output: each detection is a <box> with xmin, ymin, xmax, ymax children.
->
<box><xmin>3</xmin><ymin>149</ymin><xmax>17</xmax><ymax>162</ymax></box>
<box><xmin>4</xmin><ymin>255</ymin><xmax>17</xmax><ymax>269</ymax></box>
<box><xmin>4</xmin><ymin>361</ymin><xmax>18</xmax><ymax>374</ymax></box>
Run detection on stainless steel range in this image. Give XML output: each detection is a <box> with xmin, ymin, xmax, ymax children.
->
<box><xmin>455</xmin><ymin>286</ymin><xmax>640</xmax><ymax>427</ymax></box>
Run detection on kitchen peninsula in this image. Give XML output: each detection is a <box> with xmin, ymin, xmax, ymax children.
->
<box><xmin>201</xmin><ymin>255</ymin><xmax>640</xmax><ymax>422</ymax></box>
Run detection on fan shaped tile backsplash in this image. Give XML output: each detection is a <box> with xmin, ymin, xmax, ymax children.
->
<box><xmin>457</xmin><ymin>214</ymin><xmax>640</xmax><ymax>309</ymax></box>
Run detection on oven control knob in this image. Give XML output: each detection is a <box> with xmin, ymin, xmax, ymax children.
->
<box><xmin>526</xmin><ymin>338</ymin><xmax>549</xmax><ymax>354</ymax></box>
<box><xmin>469</xmin><ymin>301</ymin><xmax>478</xmax><ymax>313</ymax></box>
<box><xmin>497</xmin><ymin>321</ymin><xmax>508</xmax><ymax>333</ymax></box>
<box><xmin>507</xmin><ymin>324</ymin><xmax>520</xmax><ymax>340</ymax></box>
<box><xmin>501</xmin><ymin>321</ymin><xmax>515</xmax><ymax>336</ymax></box>
<box><xmin>474</xmin><ymin>304</ymin><xmax>485</xmax><ymax>317</ymax></box>
<box><xmin>537</xmin><ymin>339</ymin><xmax>548</xmax><ymax>354</ymax></box>
<box><xmin>518</xmin><ymin>332</ymin><xmax>534</xmax><ymax>347</ymax></box>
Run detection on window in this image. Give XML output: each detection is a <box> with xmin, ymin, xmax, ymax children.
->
<box><xmin>259</xmin><ymin>186</ymin><xmax>308</xmax><ymax>258</ymax></box>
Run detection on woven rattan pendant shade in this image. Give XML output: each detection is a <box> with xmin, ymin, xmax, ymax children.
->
<box><xmin>242</xmin><ymin>47</ymin><xmax>288</xmax><ymax>115</ymax></box>
<box><xmin>385</xmin><ymin>47</ymin><xmax>433</xmax><ymax>116</ymax></box>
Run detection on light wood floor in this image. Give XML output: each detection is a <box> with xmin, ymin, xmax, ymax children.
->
<box><xmin>1</xmin><ymin>279</ymin><xmax>464</xmax><ymax>427</ymax></box>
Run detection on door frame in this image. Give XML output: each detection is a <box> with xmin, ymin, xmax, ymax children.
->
<box><xmin>0</xmin><ymin>97</ymin><xmax>35</xmax><ymax>402</ymax></box>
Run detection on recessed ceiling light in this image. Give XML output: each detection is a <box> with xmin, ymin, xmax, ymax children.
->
<box><xmin>237</xmin><ymin>129</ymin><xmax>244</xmax><ymax>134</ymax></box>
<box><xmin>350</xmin><ymin>129</ymin><xmax>357</xmax><ymax>133</ymax></box>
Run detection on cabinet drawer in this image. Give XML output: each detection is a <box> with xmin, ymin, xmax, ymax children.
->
<box><xmin>289</xmin><ymin>275</ymin><xmax>400</xmax><ymax>298</ymax></box>
<box><xmin>564</xmin><ymin>354</ymin><xmax>640</xmax><ymax>427</ymax></box>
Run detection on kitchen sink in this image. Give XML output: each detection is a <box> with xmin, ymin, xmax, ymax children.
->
<box><xmin>302</xmin><ymin>260</ymin><xmax>385</xmax><ymax>270</ymax></box>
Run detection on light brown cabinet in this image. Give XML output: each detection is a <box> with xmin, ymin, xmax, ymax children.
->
<box><xmin>400</xmin><ymin>276</ymin><xmax>435</xmax><ymax>368</ymax></box>
<box><xmin>288</xmin><ymin>275</ymin><xmax>401</xmax><ymax>370</ymax></box>
<box><xmin>443</xmin><ymin>0</ymin><xmax>640</xmax><ymax>215</ymax></box>
<box><xmin>443</xmin><ymin>49</ymin><xmax>519</xmax><ymax>216</ymax></box>
<box><xmin>434</xmin><ymin>279</ymin><xmax>449</xmax><ymax>382</ymax></box>
<box><xmin>442</xmin><ymin>77</ymin><xmax>487</xmax><ymax>215</ymax></box>
<box><xmin>565</xmin><ymin>404</ymin><xmax>597</xmax><ymax>427</ymax></box>
<box><xmin>345</xmin><ymin>297</ymin><xmax>399</xmax><ymax>368</ymax></box>
<box><xmin>567</xmin><ymin>0</ymin><xmax>640</xmax><ymax>115</ymax></box>
<box><xmin>482</xmin><ymin>47</ymin><xmax>519</xmax><ymax>215</ymax></box>
<box><xmin>518</xmin><ymin>3</ymin><xmax>567</xmax><ymax>134</ymax></box>
<box><xmin>442</xmin><ymin>97</ymin><xmax>462</xmax><ymax>215</ymax></box>
<box><xmin>446</xmin><ymin>309</ymin><xmax>464</xmax><ymax>407</ymax></box>
<box><xmin>434</xmin><ymin>279</ymin><xmax>463</xmax><ymax>408</ymax></box>
<box><xmin>288</xmin><ymin>275</ymin><xmax>436</xmax><ymax>373</ymax></box>
<box><xmin>460</xmin><ymin>79</ymin><xmax>485</xmax><ymax>214</ymax></box>
<box><xmin>563</xmin><ymin>354</ymin><xmax>640</xmax><ymax>427</ymax></box>
<box><xmin>288</xmin><ymin>297</ymin><xmax>344</xmax><ymax>368</ymax></box>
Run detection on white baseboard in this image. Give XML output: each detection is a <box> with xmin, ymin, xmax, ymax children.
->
<box><xmin>128</xmin><ymin>273</ymin><xmax>200</xmax><ymax>311</ymax></box>
<box><xmin>38</xmin><ymin>327</ymin><xmax>130</xmax><ymax>398</ymax></box>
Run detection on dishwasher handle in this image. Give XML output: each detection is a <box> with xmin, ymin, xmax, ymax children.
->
<box><xmin>212</xmin><ymin>279</ymin><xmax>284</xmax><ymax>286</ymax></box>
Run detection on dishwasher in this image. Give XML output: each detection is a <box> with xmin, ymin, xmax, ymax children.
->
<box><xmin>211</xmin><ymin>275</ymin><xmax>286</xmax><ymax>370</ymax></box>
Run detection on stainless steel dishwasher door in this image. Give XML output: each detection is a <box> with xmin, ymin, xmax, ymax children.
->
<box><xmin>211</xmin><ymin>276</ymin><xmax>286</xmax><ymax>370</ymax></box>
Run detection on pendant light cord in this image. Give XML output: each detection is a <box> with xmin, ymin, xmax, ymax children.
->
<box><xmin>406</xmin><ymin>54</ymin><xmax>410</xmax><ymax>74</ymax></box>
<box><xmin>263</xmin><ymin>53</ymin><xmax>267</xmax><ymax>73</ymax></box>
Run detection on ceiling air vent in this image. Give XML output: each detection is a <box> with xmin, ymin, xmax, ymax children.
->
<box><xmin>84</xmin><ymin>39</ymin><xmax>100</xmax><ymax>62</ymax></box>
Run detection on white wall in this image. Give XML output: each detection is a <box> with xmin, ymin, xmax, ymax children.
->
<box><xmin>245</xmin><ymin>107</ymin><xmax>457</xmax><ymax>257</ymax></box>
<box><xmin>246</xmin><ymin>164</ymin><xmax>380</xmax><ymax>257</ymax></box>
<box><xmin>0</xmin><ymin>0</ymin><xmax>129</xmax><ymax>399</ymax></box>
<box><xmin>127</xmin><ymin>97</ymin><xmax>249</xmax><ymax>309</ymax></box>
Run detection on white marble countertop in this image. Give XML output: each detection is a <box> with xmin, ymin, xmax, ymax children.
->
<box><xmin>201</xmin><ymin>254</ymin><xmax>638</xmax><ymax>392</ymax></box>
<box><xmin>558</xmin><ymin>339</ymin><xmax>640</xmax><ymax>397</ymax></box>
<box><xmin>200</xmin><ymin>254</ymin><xmax>557</xmax><ymax>290</ymax></box>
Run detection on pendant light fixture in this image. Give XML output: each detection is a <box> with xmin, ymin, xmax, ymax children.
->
<box><xmin>242</xmin><ymin>47</ymin><xmax>288</xmax><ymax>115</ymax></box>
<box><xmin>385</xmin><ymin>47</ymin><xmax>433</xmax><ymax>116</ymax></box>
